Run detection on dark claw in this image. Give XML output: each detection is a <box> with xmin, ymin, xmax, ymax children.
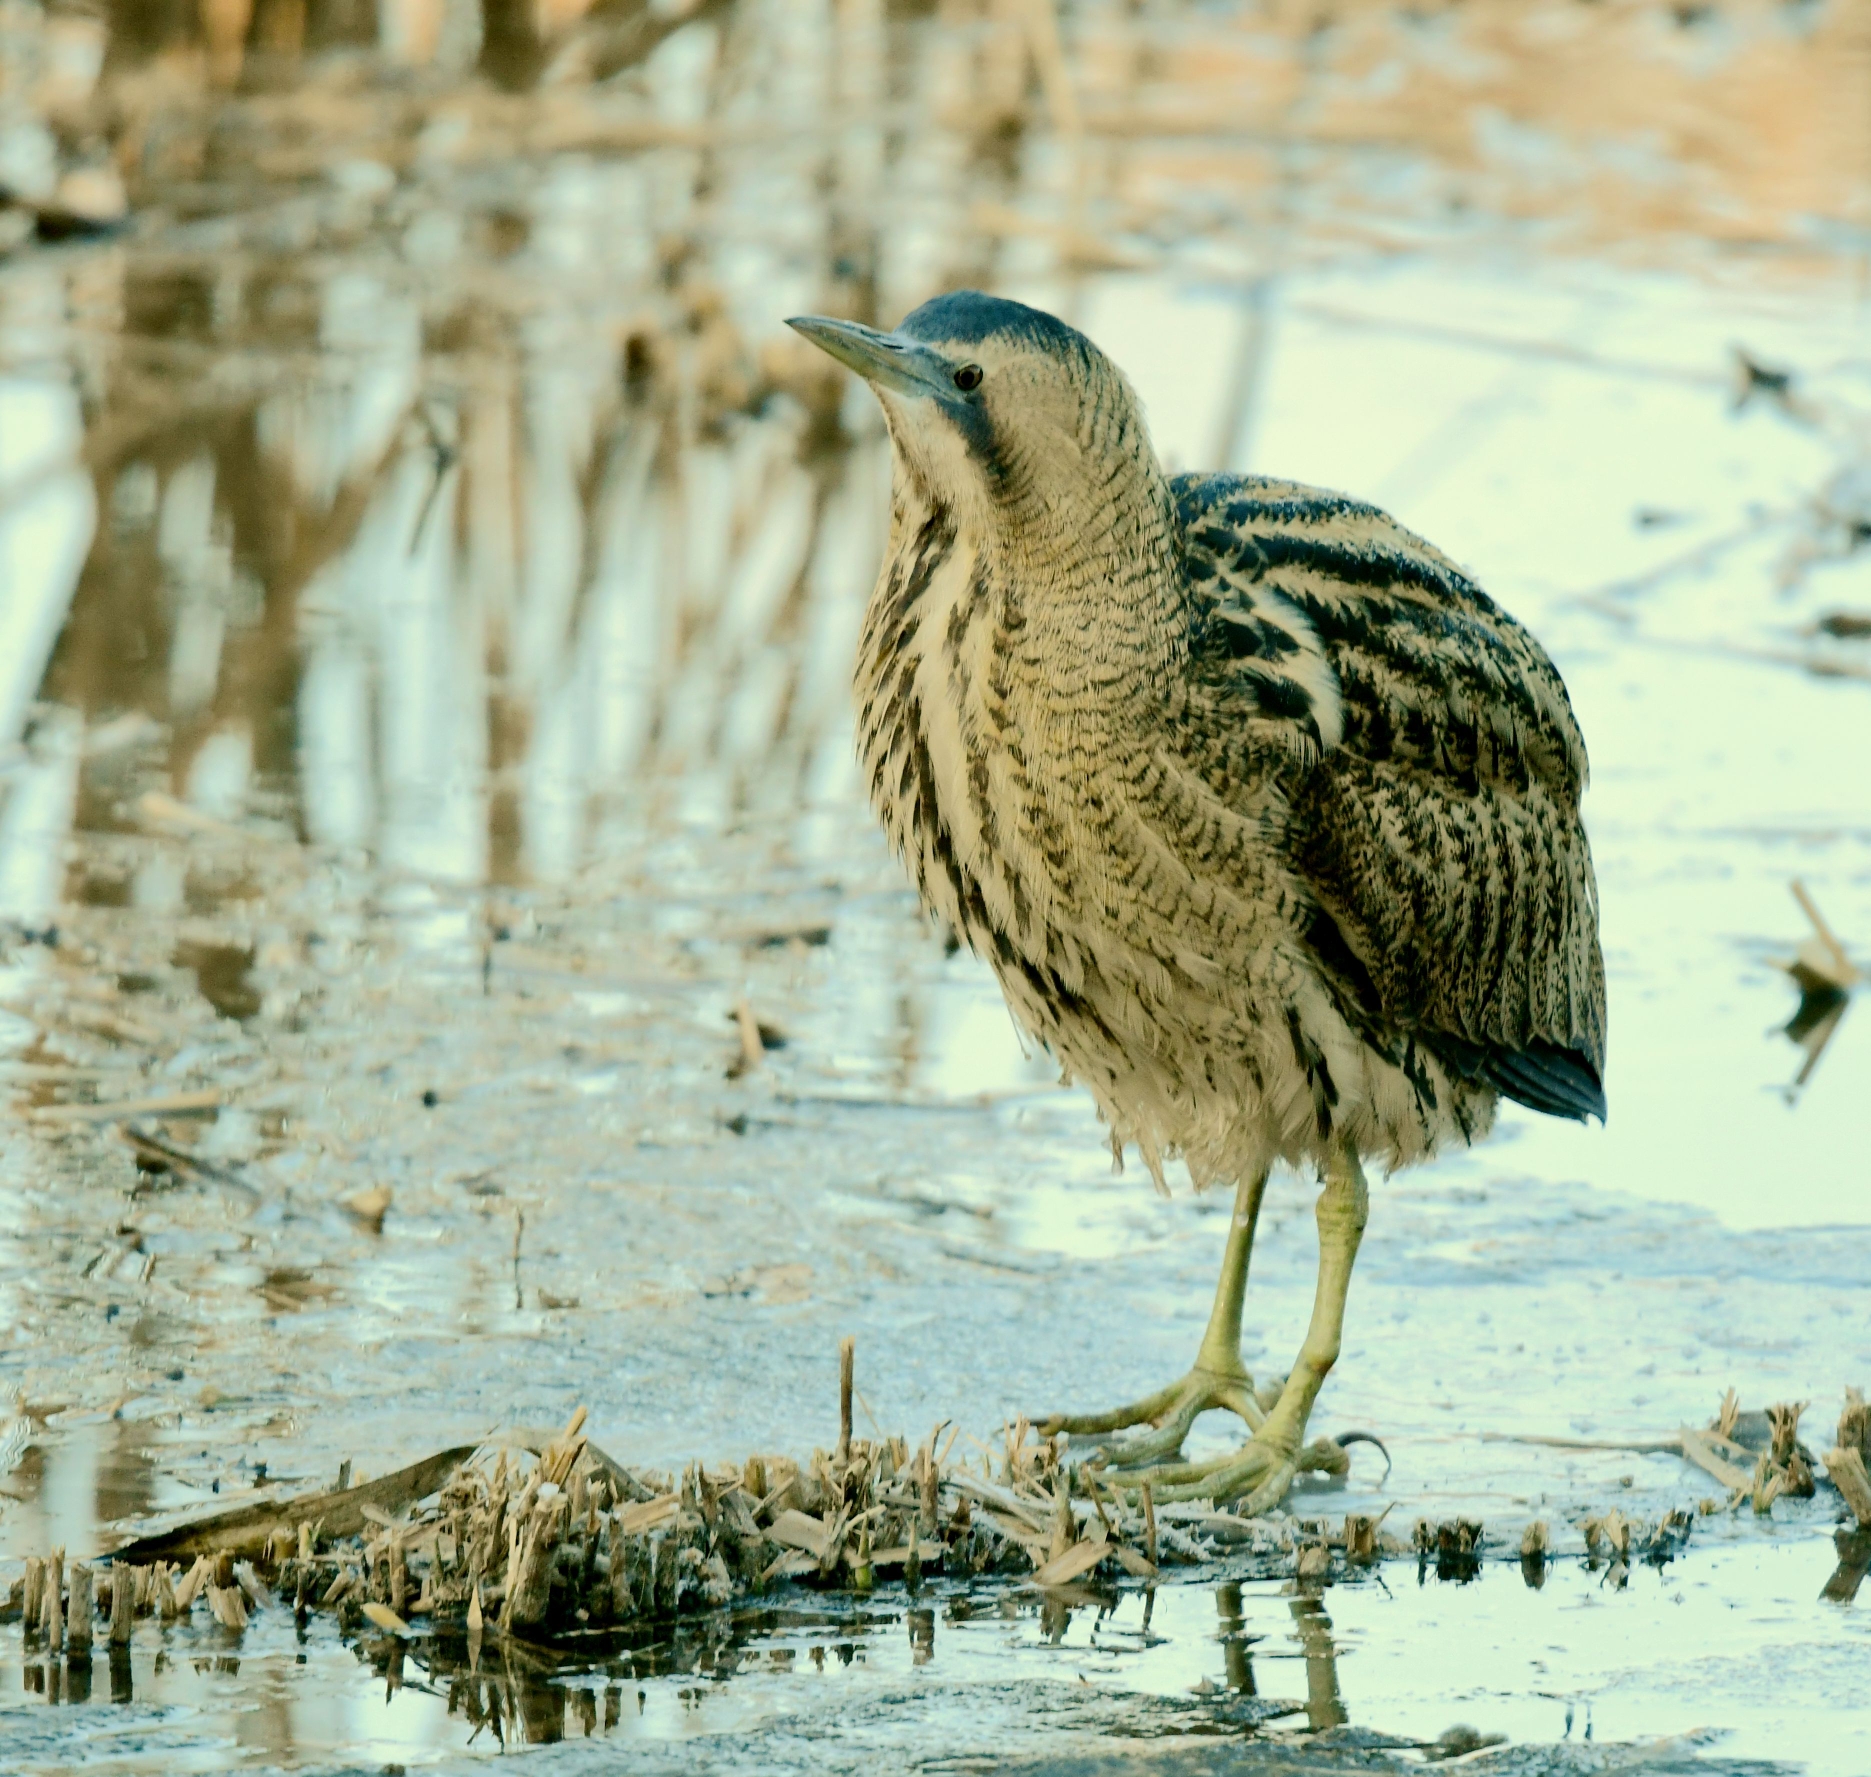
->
<box><xmin>1334</xmin><ymin>1429</ymin><xmax>1392</xmax><ymax>1481</ymax></box>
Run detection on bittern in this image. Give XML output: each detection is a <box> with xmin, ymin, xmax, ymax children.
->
<box><xmin>789</xmin><ymin>293</ymin><xmax>1605</xmax><ymax>1510</ymax></box>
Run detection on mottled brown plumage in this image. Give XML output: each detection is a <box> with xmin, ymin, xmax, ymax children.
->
<box><xmin>790</xmin><ymin>292</ymin><xmax>1605</xmax><ymax>1506</ymax></box>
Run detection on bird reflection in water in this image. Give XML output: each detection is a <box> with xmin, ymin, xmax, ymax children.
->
<box><xmin>9</xmin><ymin>1578</ymin><xmax>1364</xmax><ymax>1747</ymax></box>
<box><xmin>449</xmin><ymin>1664</ymin><xmax>588</xmax><ymax>1747</ymax></box>
<box><xmin>1289</xmin><ymin>1593</ymin><xmax>1348</xmax><ymax>1733</ymax></box>
<box><xmin>1032</xmin><ymin>1579</ymin><xmax>1348</xmax><ymax>1728</ymax></box>
<box><xmin>1215</xmin><ymin>1579</ymin><xmax>1257</xmax><ymax>1695</ymax></box>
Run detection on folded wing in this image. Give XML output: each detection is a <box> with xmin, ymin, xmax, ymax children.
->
<box><xmin>1175</xmin><ymin>473</ymin><xmax>1607</xmax><ymax>1121</ymax></box>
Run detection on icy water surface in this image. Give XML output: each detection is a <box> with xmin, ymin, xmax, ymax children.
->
<box><xmin>3</xmin><ymin>0</ymin><xmax>1871</xmax><ymax>1770</ymax></box>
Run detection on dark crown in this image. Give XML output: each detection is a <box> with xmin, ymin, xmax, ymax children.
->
<box><xmin>898</xmin><ymin>290</ymin><xmax>1090</xmax><ymax>358</ymax></box>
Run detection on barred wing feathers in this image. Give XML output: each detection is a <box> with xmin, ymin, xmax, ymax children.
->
<box><xmin>1174</xmin><ymin>474</ymin><xmax>1607</xmax><ymax>1123</ymax></box>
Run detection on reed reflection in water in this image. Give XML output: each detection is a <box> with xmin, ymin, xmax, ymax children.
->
<box><xmin>4</xmin><ymin>0</ymin><xmax>1867</xmax><ymax>916</ymax></box>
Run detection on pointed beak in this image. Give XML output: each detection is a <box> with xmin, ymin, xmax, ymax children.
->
<box><xmin>786</xmin><ymin>315</ymin><xmax>953</xmax><ymax>398</ymax></box>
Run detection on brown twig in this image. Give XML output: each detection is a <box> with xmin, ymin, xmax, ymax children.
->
<box><xmin>836</xmin><ymin>1336</ymin><xmax>855</xmax><ymax>1468</ymax></box>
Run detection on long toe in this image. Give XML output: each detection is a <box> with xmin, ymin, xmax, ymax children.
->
<box><xmin>1231</xmin><ymin>1452</ymin><xmax>1301</xmax><ymax>1514</ymax></box>
<box><xmin>1156</xmin><ymin>1456</ymin><xmax>1291</xmax><ymax>1506</ymax></box>
<box><xmin>1037</xmin><ymin>1379</ymin><xmax>1185</xmax><ymax>1440</ymax></box>
<box><xmin>1111</xmin><ymin>1434</ymin><xmax>1298</xmax><ymax>1506</ymax></box>
<box><xmin>1038</xmin><ymin>1367</ymin><xmax>1262</xmax><ymax>1466</ymax></box>
<box><xmin>1084</xmin><ymin>1397</ymin><xmax>1205</xmax><ymax>1470</ymax></box>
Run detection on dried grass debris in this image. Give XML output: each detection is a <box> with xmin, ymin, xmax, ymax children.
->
<box><xmin>1340</xmin><ymin>1509</ymin><xmax>1393</xmax><ymax>1565</ymax></box>
<box><xmin>1836</xmin><ymin>1388</ymin><xmax>1869</xmax><ymax>1460</ymax></box>
<box><xmin>32</xmin><ymin>1356</ymin><xmax>1859</xmax><ymax>1650</ymax></box>
<box><xmin>1582</xmin><ymin>1508</ymin><xmax>1632</xmax><ymax>1560</ymax></box>
<box><xmin>29</xmin><ymin>1345</ymin><xmax>1310</xmax><ymax>1646</ymax></box>
<box><xmin>1412</xmin><ymin>1518</ymin><xmax>1484</xmax><ymax>1580</ymax></box>
<box><xmin>1293</xmin><ymin>1542</ymin><xmax>1331</xmax><ymax>1583</ymax></box>
<box><xmin>1518</xmin><ymin>1520</ymin><xmax>1549</xmax><ymax>1588</ymax></box>
<box><xmin>1823</xmin><ymin>1447</ymin><xmax>1871</xmax><ymax>1529</ymax></box>
<box><xmin>341</xmin><ymin>1184</ymin><xmax>394</xmax><ymax>1232</ymax></box>
<box><xmin>1489</xmin><ymin>1380</ymin><xmax>1852</xmax><ymax>1516</ymax></box>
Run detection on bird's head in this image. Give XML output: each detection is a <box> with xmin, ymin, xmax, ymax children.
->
<box><xmin>788</xmin><ymin>292</ymin><xmax>1162</xmax><ymax>542</ymax></box>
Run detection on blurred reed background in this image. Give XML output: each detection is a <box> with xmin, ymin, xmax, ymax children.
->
<box><xmin>3</xmin><ymin>0</ymin><xmax>1866</xmax><ymax>914</ymax></box>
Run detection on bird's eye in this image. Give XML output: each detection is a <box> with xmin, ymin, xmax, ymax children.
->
<box><xmin>952</xmin><ymin>363</ymin><xmax>984</xmax><ymax>392</ymax></box>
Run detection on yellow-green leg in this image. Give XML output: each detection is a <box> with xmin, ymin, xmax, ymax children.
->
<box><xmin>1037</xmin><ymin>1168</ymin><xmax>1270</xmax><ymax>1468</ymax></box>
<box><xmin>1115</xmin><ymin>1139</ymin><xmax>1370</xmax><ymax>1508</ymax></box>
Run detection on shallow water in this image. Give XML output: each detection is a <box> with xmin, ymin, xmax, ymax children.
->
<box><xmin>2</xmin><ymin>0</ymin><xmax>1870</xmax><ymax>1770</ymax></box>
<box><xmin>5</xmin><ymin>1539</ymin><xmax>1870</xmax><ymax>1773</ymax></box>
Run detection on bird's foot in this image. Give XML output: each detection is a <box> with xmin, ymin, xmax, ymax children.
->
<box><xmin>1103</xmin><ymin>1433</ymin><xmax>1351</xmax><ymax>1510</ymax></box>
<box><xmin>1036</xmin><ymin>1364</ymin><xmax>1266</xmax><ymax>1471</ymax></box>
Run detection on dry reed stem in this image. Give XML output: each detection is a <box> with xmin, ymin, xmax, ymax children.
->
<box><xmin>200</xmin><ymin>1578</ymin><xmax>239</xmax><ymax>1630</ymax></box>
<box><xmin>30</xmin><ymin>1088</ymin><xmax>222</xmax><ymax>1125</ymax></box>
<box><xmin>22</xmin><ymin>1558</ymin><xmax>43</xmax><ymax>1633</ymax></box>
<box><xmin>918</xmin><ymin>1440</ymin><xmax>939</xmax><ymax>1534</ymax></box>
<box><xmin>363</xmin><ymin>1600</ymin><xmax>411</xmax><ymax>1636</ymax></box>
<box><xmin>109</xmin><ymin>1564</ymin><xmax>135</xmax><ymax>1644</ymax></box>
<box><xmin>730</xmin><ymin>999</ymin><xmax>765</xmax><ymax>1077</ymax></box>
<box><xmin>1582</xmin><ymin>1510</ymin><xmax>1631</xmax><ymax>1559</ymax></box>
<box><xmin>389</xmin><ymin>1533</ymin><xmax>407</xmax><ymax>1615</ymax></box>
<box><xmin>1824</xmin><ymin>1447</ymin><xmax>1871</xmax><ymax>1528</ymax></box>
<box><xmin>1345</xmin><ymin>1509</ymin><xmax>1391</xmax><ymax>1564</ymax></box>
<box><xmin>110</xmin><ymin>1445</ymin><xmax>479</xmax><ymax>1564</ymax></box>
<box><xmin>837</xmin><ymin>1336</ymin><xmax>856</xmax><ymax>1468</ymax></box>
<box><xmin>1679</xmin><ymin>1427</ymin><xmax>1754</xmax><ymax>1492</ymax></box>
<box><xmin>1295</xmin><ymin>1541</ymin><xmax>1331</xmax><ymax>1581</ymax></box>
<box><xmin>1048</xmin><ymin>1472</ymin><xmax>1074</xmax><ymax>1564</ymax></box>
<box><xmin>67</xmin><ymin>1563</ymin><xmax>93</xmax><ymax>1650</ymax></box>
<box><xmin>42</xmin><ymin>1550</ymin><xmax>64</xmax><ymax>1651</ymax></box>
<box><xmin>1790</xmin><ymin>881</ymin><xmax>1862</xmax><ymax>989</ymax></box>
<box><xmin>1840</xmin><ymin>1388</ymin><xmax>1870</xmax><ymax>1458</ymax></box>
